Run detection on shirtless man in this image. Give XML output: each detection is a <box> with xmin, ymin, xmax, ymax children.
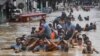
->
<box><xmin>82</xmin><ymin>41</ymin><xmax>99</xmax><ymax>54</ymax></box>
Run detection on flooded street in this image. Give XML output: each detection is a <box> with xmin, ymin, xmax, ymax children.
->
<box><xmin>0</xmin><ymin>8</ymin><xmax>100</xmax><ymax>56</ymax></box>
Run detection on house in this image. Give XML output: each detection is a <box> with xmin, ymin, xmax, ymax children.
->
<box><xmin>0</xmin><ymin>0</ymin><xmax>7</xmax><ymax>23</ymax></box>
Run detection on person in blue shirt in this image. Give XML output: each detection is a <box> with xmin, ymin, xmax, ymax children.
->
<box><xmin>39</xmin><ymin>19</ymin><xmax>51</xmax><ymax>39</ymax></box>
<box><xmin>65</xmin><ymin>22</ymin><xmax>75</xmax><ymax>31</ymax></box>
<box><xmin>64</xmin><ymin>19</ymin><xmax>76</xmax><ymax>40</ymax></box>
<box><xmin>1</xmin><ymin>38</ymin><xmax>22</xmax><ymax>53</ymax></box>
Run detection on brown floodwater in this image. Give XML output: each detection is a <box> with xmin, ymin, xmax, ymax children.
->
<box><xmin>0</xmin><ymin>8</ymin><xmax>100</xmax><ymax>56</ymax></box>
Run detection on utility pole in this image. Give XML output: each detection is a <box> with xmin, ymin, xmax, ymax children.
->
<box><xmin>40</xmin><ymin>0</ymin><xmax>43</xmax><ymax>11</ymax></box>
<box><xmin>46</xmin><ymin>0</ymin><xmax>48</xmax><ymax>8</ymax></box>
<box><xmin>26</xmin><ymin>0</ymin><xmax>29</xmax><ymax>13</ymax></box>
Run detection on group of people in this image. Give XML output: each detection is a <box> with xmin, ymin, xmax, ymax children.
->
<box><xmin>1</xmin><ymin>10</ymin><xmax>99</xmax><ymax>54</ymax></box>
<box><xmin>78</xmin><ymin>15</ymin><xmax>90</xmax><ymax>21</ymax></box>
<box><xmin>84</xmin><ymin>23</ymin><xmax>96</xmax><ymax>31</ymax></box>
<box><xmin>82</xmin><ymin>34</ymin><xmax>99</xmax><ymax>54</ymax></box>
<box><xmin>75</xmin><ymin>22</ymin><xmax>96</xmax><ymax>32</ymax></box>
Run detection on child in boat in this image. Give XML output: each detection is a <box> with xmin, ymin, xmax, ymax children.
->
<box><xmin>82</xmin><ymin>41</ymin><xmax>99</xmax><ymax>54</ymax></box>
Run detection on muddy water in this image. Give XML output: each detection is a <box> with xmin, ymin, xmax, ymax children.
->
<box><xmin>0</xmin><ymin>8</ymin><xmax>100</xmax><ymax>56</ymax></box>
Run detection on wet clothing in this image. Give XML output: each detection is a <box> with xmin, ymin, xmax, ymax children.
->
<box><xmin>59</xmin><ymin>23</ymin><xmax>66</xmax><ymax>31</ymax></box>
<box><xmin>62</xmin><ymin>22</ymin><xmax>75</xmax><ymax>40</ymax></box>
<box><xmin>57</xmin><ymin>35</ymin><xmax>63</xmax><ymax>41</ymax></box>
<box><xmin>53</xmin><ymin>16</ymin><xmax>61</xmax><ymax>29</ymax></box>
<box><xmin>75</xmin><ymin>24</ymin><xmax>82</xmax><ymax>32</ymax></box>
<box><xmin>65</xmin><ymin>30</ymin><xmax>74</xmax><ymax>40</ymax></box>
<box><xmin>84</xmin><ymin>17</ymin><xmax>89</xmax><ymax>21</ymax></box>
<box><xmin>78</xmin><ymin>15</ymin><xmax>83</xmax><ymax>21</ymax></box>
<box><xmin>89</xmin><ymin>25</ymin><xmax>94</xmax><ymax>30</ymax></box>
<box><xmin>61</xmin><ymin>12</ymin><xmax>67</xmax><ymax>20</ymax></box>
<box><xmin>57</xmin><ymin>45</ymin><xmax>69</xmax><ymax>52</ymax></box>
<box><xmin>43</xmin><ymin>23</ymin><xmax>51</xmax><ymax>39</ymax></box>
<box><xmin>11</xmin><ymin>44</ymin><xmax>22</xmax><ymax>50</ymax></box>
<box><xmin>83</xmin><ymin>37</ymin><xmax>89</xmax><ymax>44</ymax></box>
<box><xmin>84</xmin><ymin>26</ymin><xmax>90</xmax><ymax>31</ymax></box>
<box><xmin>57</xmin><ymin>24</ymin><xmax>63</xmax><ymax>30</ymax></box>
<box><xmin>82</xmin><ymin>47</ymin><xmax>94</xmax><ymax>54</ymax></box>
<box><xmin>65</xmin><ymin>22</ymin><xmax>75</xmax><ymax>31</ymax></box>
<box><xmin>34</xmin><ymin>44</ymin><xmax>48</xmax><ymax>51</ymax></box>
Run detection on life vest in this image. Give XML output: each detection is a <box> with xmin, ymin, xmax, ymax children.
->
<box><xmin>51</xmin><ymin>32</ymin><xmax>56</xmax><ymax>40</ymax></box>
